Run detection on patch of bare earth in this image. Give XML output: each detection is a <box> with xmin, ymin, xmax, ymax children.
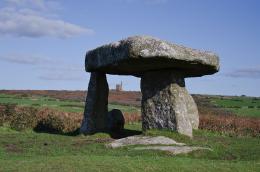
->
<box><xmin>4</xmin><ymin>144</ymin><xmax>23</xmax><ymax>153</ymax></box>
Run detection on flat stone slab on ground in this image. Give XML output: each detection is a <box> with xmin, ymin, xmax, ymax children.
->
<box><xmin>134</xmin><ymin>146</ymin><xmax>213</xmax><ymax>155</ymax></box>
<box><xmin>106</xmin><ymin>135</ymin><xmax>185</xmax><ymax>148</ymax></box>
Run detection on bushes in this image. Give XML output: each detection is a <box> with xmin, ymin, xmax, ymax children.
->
<box><xmin>123</xmin><ymin>112</ymin><xmax>141</xmax><ymax>124</ymax></box>
<box><xmin>35</xmin><ymin>108</ymin><xmax>82</xmax><ymax>134</ymax></box>
<box><xmin>0</xmin><ymin>104</ymin><xmax>16</xmax><ymax>126</ymax></box>
<box><xmin>0</xmin><ymin>105</ymin><xmax>5</xmax><ymax>126</ymax></box>
<box><xmin>0</xmin><ymin>104</ymin><xmax>82</xmax><ymax>134</ymax></box>
<box><xmin>0</xmin><ymin>103</ymin><xmax>259</xmax><ymax>137</ymax></box>
<box><xmin>199</xmin><ymin>114</ymin><xmax>260</xmax><ymax>137</ymax></box>
<box><xmin>198</xmin><ymin>106</ymin><xmax>260</xmax><ymax>137</ymax></box>
<box><xmin>0</xmin><ymin>104</ymin><xmax>37</xmax><ymax>130</ymax></box>
<box><xmin>10</xmin><ymin>106</ymin><xmax>38</xmax><ymax>131</ymax></box>
<box><xmin>0</xmin><ymin>103</ymin><xmax>142</xmax><ymax>133</ymax></box>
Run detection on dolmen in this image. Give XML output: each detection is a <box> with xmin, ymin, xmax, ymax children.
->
<box><xmin>80</xmin><ymin>36</ymin><xmax>219</xmax><ymax>137</ymax></box>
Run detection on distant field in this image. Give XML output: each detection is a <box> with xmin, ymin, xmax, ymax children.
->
<box><xmin>1</xmin><ymin>91</ymin><xmax>259</xmax><ymax>118</ymax></box>
<box><xmin>210</xmin><ymin>96</ymin><xmax>260</xmax><ymax>118</ymax></box>
<box><xmin>0</xmin><ymin>93</ymin><xmax>140</xmax><ymax>113</ymax></box>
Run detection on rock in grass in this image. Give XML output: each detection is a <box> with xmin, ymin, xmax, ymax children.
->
<box><xmin>107</xmin><ymin>109</ymin><xmax>125</xmax><ymax>132</ymax></box>
<box><xmin>134</xmin><ymin>146</ymin><xmax>213</xmax><ymax>155</ymax></box>
<box><xmin>106</xmin><ymin>135</ymin><xmax>185</xmax><ymax>148</ymax></box>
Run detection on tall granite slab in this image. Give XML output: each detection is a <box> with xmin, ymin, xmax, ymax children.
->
<box><xmin>80</xmin><ymin>72</ymin><xmax>109</xmax><ymax>134</ymax></box>
<box><xmin>141</xmin><ymin>71</ymin><xmax>198</xmax><ymax>137</ymax></box>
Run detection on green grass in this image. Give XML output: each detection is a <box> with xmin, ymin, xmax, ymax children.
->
<box><xmin>210</xmin><ymin>96</ymin><xmax>260</xmax><ymax>118</ymax></box>
<box><xmin>0</xmin><ymin>124</ymin><xmax>259</xmax><ymax>172</ymax></box>
<box><xmin>0</xmin><ymin>93</ymin><xmax>140</xmax><ymax>113</ymax></box>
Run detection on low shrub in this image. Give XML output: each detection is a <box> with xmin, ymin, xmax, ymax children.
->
<box><xmin>123</xmin><ymin>112</ymin><xmax>141</xmax><ymax>124</ymax></box>
<box><xmin>199</xmin><ymin>114</ymin><xmax>260</xmax><ymax>137</ymax></box>
<box><xmin>0</xmin><ymin>105</ymin><xmax>5</xmax><ymax>126</ymax></box>
<box><xmin>198</xmin><ymin>105</ymin><xmax>260</xmax><ymax>137</ymax></box>
<box><xmin>3</xmin><ymin>104</ymin><xmax>16</xmax><ymax>120</ymax></box>
<box><xmin>0</xmin><ymin>103</ymin><xmax>259</xmax><ymax>137</ymax></box>
<box><xmin>10</xmin><ymin>106</ymin><xmax>38</xmax><ymax>131</ymax></box>
<box><xmin>0</xmin><ymin>104</ymin><xmax>82</xmax><ymax>134</ymax></box>
<box><xmin>35</xmin><ymin>108</ymin><xmax>82</xmax><ymax>134</ymax></box>
<box><xmin>0</xmin><ymin>104</ymin><xmax>16</xmax><ymax>126</ymax></box>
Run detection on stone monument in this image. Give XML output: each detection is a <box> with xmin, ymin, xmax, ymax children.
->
<box><xmin>80</xmin><ymin>36</ymin><xmax>219</xmax><ymax>137</ymax></box>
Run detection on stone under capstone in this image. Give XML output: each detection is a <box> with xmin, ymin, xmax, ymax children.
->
<box><xmin>80</xmin><ymin>35</ymin><xmax>219</xmax><ymax>137</ymax></box>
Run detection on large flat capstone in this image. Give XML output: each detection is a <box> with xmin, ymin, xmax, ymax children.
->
<box><xmin>86</xmin><ymin>36</ymin><xmax>219</xmax><ymax>77</ymax></box>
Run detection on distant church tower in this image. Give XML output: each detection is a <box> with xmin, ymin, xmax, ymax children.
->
<box><xmin>116</xmin><ymin>81</ymin><xmax>123</xmax><ymax>91</ymax></box>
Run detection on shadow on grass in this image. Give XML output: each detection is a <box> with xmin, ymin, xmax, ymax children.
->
<box><xmin>33</xmin><ymin>124</ymin><xmax>80</xmax><ymax>136</ymax></box>
<box><xmin>33</xmin><ymin>125</ymin><xmax>142</xmax><ymax>138</ymax></box>
<box><xmin>108</xmin><ymin>128</ymin><xmax>142</xmax><ymax>139</ymax></box>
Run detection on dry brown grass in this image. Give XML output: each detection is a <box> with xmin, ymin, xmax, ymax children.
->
<box><xmin>199</xmin><ymin>114</ymin><xmax>260</xmax><ymax>137</ymax></box>
<box><xmin>123</xmin><ymin>112</ymin><xmax>141</xmax><ymax>124</ymax></box>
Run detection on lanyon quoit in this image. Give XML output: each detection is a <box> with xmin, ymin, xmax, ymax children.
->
<box><xmin>80</xmin><ymin>36</ymin><xmax>219</xmax><ymax>137</ymax></box>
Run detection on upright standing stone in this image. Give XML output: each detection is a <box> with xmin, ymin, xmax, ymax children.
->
<box><xmin>141</xmin><ymin>70</ymin><xmax>199</xmax><ymax>137</ymax></box>
<box><xmin>80</xmin><ymin>72</ymin><xmax>109</xmax><ymax>134</ymax></box>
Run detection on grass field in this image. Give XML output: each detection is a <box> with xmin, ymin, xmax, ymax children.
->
<box><xmin>0</xmin><ymin>92</ymin><xmax>259</xmax><ymax>171</ymax></box>
<box><xmin>0</xmin><ymin>124</ymin><xmax>259</xmax><ymax>172</ymax></box>
<box><xmin>210</xmin><ymin>96</ymin><xmax>260</xmax><ymax>118</ymax></box>
<box><xmin>0</xmin><ymin>94</ymin><xmax>140</xmax><ymax>113</ymax></box>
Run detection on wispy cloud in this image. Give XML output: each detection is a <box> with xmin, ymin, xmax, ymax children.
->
<box><xmin>0</xmin><ymin>0</ymin><xmax>94</xmax><ymax>38</ymax></box>
<box><xmin>0</xmin><ymin>54</ymin><xmax>53</xmax><ymax>65</ymax></box>
<box><xmin>39</xmin><ymin>65</ymin><xmax>84</xmax><ymax>72</ymax></box>
<box><xmin>4</xmin><ymin>0</ymin><xmax>62</xmax><ymax>11</ymax></box>
<box><xmin>38</xmin><ymin>74</ymin><xmax>83</xmax><ymax>81</ymax></box>
<box><xmin>119</xmin><ymin>0</ymin><xmax>168</xmax><ymax>5</ymax></box>
<box><xmin>0</xmin><ymin>53</ymin><xmax>84</xmax><ymax>72</ymax></box>
<box><xmin>145</xmin><ymin>0</ymin><xmax>168</xmax><ymax>4</ymax></box>
<box><xmin>0</xmin><ymin>52</ymin><xmax>86</xmax><ymax>81</ymax></box>
<box><xmin>225</xmin><ymin>67</ymin><xmax>260</xmax><ymax>79</ymax></box>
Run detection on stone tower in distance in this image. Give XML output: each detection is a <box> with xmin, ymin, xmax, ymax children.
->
<box><xmin>116</xmin><ymin>81</ymin><xmax>123</xmax><ymax>91</ymax></box>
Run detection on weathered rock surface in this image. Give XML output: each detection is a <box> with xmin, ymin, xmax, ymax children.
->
<box><xmin>106</xmin><ymin>135</ymin><xmax>185</xmax><ymax>148</ymax></box>
<box><xmin>107</xmin><ymin>109</ymin><xmax>125</xmax><ymax>132</ymax></box>
<box><xmin>134</xmin><ymin>146</ymin><xmax>212</xmax><ymax>155</ymax></box>
<box><xmin>85</xmin><ymin>35</ymin><xmax>219</xmax><ymax>77</ymax></box>
<box><xmin>80</xmin><ymin>72</ymin><xmax>109</xmax><ymax>134</ymax></box>
<box><xmin>141</xmin><ymin>70</ymin><xmax>199</xmax><ymax>137</ymax></box>
<box><xmin>106</xmin><ymin>135</ymin><xmax>212</xmax><ymax>155</ymax></box>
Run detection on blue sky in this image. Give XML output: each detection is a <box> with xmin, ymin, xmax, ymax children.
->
<box><xmin>0</xmin><ymin>0</ymin><xmax>259</xmax><ymax>96</ymax></box>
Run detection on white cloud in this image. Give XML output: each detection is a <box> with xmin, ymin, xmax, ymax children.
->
<box><xmin>225</xmin><ymin>67</ymin><xmax>260</xmax><ymax>79</ymax></box>
<box><xmin>0</xmin><ymin>0</ymin><xmax>94</xmax><ymax>38</ymax></box>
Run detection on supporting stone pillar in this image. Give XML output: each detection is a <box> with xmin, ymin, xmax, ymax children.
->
<box><xmin>141</xmin><ymin>71</ymin><xmax>199</xmax><ymax>137</ymax></box>
<box><xmin>80</xmin><ymin>72</ymin><xmax>109</xmax><ymax>134</ymax></box>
